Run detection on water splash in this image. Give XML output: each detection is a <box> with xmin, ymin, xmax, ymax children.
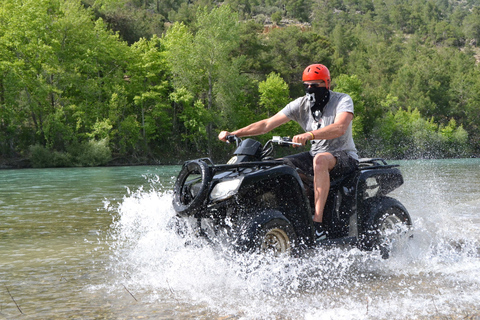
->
<box><xmin>106</xmin><ymin>169</ymin><xmax>480</xmax><ymax>319</ymax></box>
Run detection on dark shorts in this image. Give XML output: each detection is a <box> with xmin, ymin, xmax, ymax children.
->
<box><xmin>283</xmin><ymin>151</ymin><xmax>358</xmax><ymax>180</ymax></box>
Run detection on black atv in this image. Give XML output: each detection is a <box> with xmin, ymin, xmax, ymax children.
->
<box><xmin>172</xmin><ymin>136</ymin><xmax>412</xmax><ymax>258</ymax></box>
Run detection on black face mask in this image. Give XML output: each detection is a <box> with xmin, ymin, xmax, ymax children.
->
<box><xmin>305</xmin><ymin>86</ymin><xmax>330</xmax><ymax>121</ymax></box>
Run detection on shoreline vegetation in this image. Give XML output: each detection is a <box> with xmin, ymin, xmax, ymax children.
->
<box><xmin>1</xmin><ymin>148</ymin><xmax>478</xmax><ymax>170</ymax></box>
<box><xmin>1</xmin><ymin>0</ymin><xmax>479</xmax><ymax>168</ymax></box>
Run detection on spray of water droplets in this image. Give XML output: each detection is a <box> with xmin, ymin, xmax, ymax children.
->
<box><xmin>103</xmin><ymin>167</ymin><xmax>480</xmax><ymax>319</ymax></box>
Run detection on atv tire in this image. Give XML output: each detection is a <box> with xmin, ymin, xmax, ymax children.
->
<box><xmin>172</xmin><ymin>160</ymin><xmax>212</xmax><ymax>216</ymax></box>
<box><xmin>362</xmin><ymin>197</ymin><xmax>412</xmax><ymax>259</ymax></box>
<box><xmin>254</xmin><ymin>218</ymin><xmax>297</xmax><ymax>256</ymax></box>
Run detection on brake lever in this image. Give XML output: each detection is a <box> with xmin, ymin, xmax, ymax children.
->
<box><xmin>272</xmin><ymin>136</ymin><xmax>302</xmax><ymax>146</ymax></box>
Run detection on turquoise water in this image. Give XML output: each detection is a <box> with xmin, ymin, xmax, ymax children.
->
<box><xmin>1</xmin><ymin>160</ymin><xmax>479</xmax><ymax>319</ymax></box>
<box><xmin>1</xmin><ymin>166</ymin><xmax>180</xmax><ymax>319</ymax></box>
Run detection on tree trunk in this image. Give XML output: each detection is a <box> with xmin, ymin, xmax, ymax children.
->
<box><xmin>0</xmin><ymin>73</ymin><xmax>5</xmax><ymax>107</ymax></box>
<box><xmin>207</xmin><ymin>72</ymin><xmax>213</xmax><ymax>158</ymax></box>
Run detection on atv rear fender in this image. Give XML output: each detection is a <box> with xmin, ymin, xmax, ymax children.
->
<box><xmin>356</xmin><ymin>167</ymin><xmax>404</xmax><ymax>199</ymax></box>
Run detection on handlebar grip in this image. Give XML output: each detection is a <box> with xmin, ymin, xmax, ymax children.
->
<box><xmin>226</xmin><ymin>135</ymin><xmax>238</xmax><ymax>144</ymax></box>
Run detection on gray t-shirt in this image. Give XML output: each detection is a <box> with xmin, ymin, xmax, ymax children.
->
<box><xmin>281</xmin><ymin>91</ymin><xmax>358</xmax><ymax>160</ymax></box>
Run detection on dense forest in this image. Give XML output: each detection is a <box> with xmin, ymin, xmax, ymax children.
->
<box><xmin>0</xmin><ymin>0</ymin><xmax>479</xmax><ymax>167</ymax></box>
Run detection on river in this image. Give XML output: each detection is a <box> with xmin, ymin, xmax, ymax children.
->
<box><xmin>1</xmin><ymin>159</ymin><xmax>479</xmax><ymax>319</ymax></box>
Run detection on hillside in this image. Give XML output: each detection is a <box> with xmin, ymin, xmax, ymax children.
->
<box><xmin>0</xmin><ymin>0</ymin><xmax>479</xmax><ymax>168</ymax></box>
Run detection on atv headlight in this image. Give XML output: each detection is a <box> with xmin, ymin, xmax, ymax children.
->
<box><xmin>210</xmin><ymin>177</ymin><xmax>243</xmax><ymax>201</ymax></box>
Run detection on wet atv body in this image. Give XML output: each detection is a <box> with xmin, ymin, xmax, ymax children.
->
<box><xmin>172</xmin><ymin>136</ymin><xmax>411</xmax><ymax>257</ymax></box>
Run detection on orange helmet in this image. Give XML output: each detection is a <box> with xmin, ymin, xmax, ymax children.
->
<box><xmin>302</xmin><ymin>64</ymin><xmax>331</xmax><ymax>89</ymax></box>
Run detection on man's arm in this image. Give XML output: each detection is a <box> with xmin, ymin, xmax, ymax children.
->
<box><xmin>292</xmin><ymin>112</ymin><xmax>353</xmax><ymax>145</ymax></box>
<box><xmin>218</xmin><ymin>112</ymin><xmax>290</xmax><ymax>141</ymax></box>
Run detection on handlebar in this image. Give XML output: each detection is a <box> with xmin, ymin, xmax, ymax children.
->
<box><xmin>270</xmin><ymin>136</ymin><xmax>302</xmax><ymax>146</ymax></box>
<box><xmin>224</xmin><ymin>135</ymin><xmax>304</xmax><ymax>160</ymax></box>
<box><xmin>261</xmin><ymin>136</ymin><xmax>301</xmax><ymax>159</ymax></box>
<box><xmin>225</xmin><ymin>135</ymin><xmax>301</xmax><ymax>147</ymax></box>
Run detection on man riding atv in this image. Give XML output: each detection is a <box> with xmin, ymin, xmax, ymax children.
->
<box><xmin>218</xmin><ymin>64</ymin><xmax>358</xmax><ymax>242</ymax></box>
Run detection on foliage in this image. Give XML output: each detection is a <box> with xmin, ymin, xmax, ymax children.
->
<box><xmin>271</xmin><ymin>11</ymin><xmax>282</xmax><ymax>25</ymax></box>
<box><xmin>30</xmin><ymin>139</ymin><xmax>111</xmax><ymax>167</ymax></box>
<box><xmin>0</xmin><ymin>0</ymin><xmax>130</xmax><ymax>157</ymax></box>
<box><xmin>69</xmin><ymin>139</ymin><xmax>112</xmax><ymax>166</ymax></box>
<box><xmin>258</xmin><ymin>72</ymin><xmax>290</xmax><ymax>118</ymax></box>
<box><xmin>258</xmin><ymin>72</ymin><xmax>302</xmax><ymax>137</ymax></box>
<box><xmin>163</xmin><ymin>6</ymin><xmax>243</xmax><ymax>156</ymax></box>
<box><xmin>332</xmin><ymin>74</ymin><xmax>366</xmax><ymax>143</ymax></box>
<box><xmin>1</xmin><ymin>0</ymin><xmax>480</xmax><ymax>168</ymax></box>
<box><xmin>30</xmin><ymin>144</ymin><xmax>72</xmax><ymax>168</ymax></box>
<box><xmin>128</xmin><ymin>35</ymin><xmax>172</xmax><ymax>153</ymax></box>
<box><xmin>259</xmin><ymin>26</ymin><xmax>334</xmax><ymax>95</ymax></box>
<box><xmin>369</xmin><ymin>107</ymin><xmax>471</xmax><ymax>159</ymax></box>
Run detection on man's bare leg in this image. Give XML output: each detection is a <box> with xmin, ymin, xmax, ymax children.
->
<box><xmin>313</xmin><ymin>153</ymin><xmax>337</xmax><ymax>223</ymax></box>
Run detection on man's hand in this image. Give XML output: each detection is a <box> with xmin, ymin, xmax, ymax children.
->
<box><xmin>292</xmin><ymin>132</ymin><xmax>312</xmax><ymax>146</ymax></box>
<box><xmin>218</xmin><ymin>131</ymin><xmax>231</xmax><ymax>142</ymax></box>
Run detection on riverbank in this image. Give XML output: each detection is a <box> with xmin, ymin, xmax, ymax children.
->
<box><xmin>0</xmin><ymin>157</ymin><xmax>31</xmax><ymax>169</ymax></box>
<box><xmin>2</xmin><ymin>152</ymin><xmax>478</xmax><ymax>169</ymax></box>
<box><xmin>0</xmin><ymin>156</ymin><xmax>179</xmax><ymax>170</ymax></box>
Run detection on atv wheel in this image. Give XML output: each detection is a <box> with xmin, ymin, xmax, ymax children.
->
<box><xmin>361</xmin><ymin>197</ymin><xmax>412</xmax><ymax>258</ymax></box>
<box><xmin>255</xmin><ymin>219</ymin><xmax>297</xmax><ymax>256</ymax></box>
<box><xmin>172</xmin><ymin>160</ymin><xmax>212</xmax><ymax>216</ymax></box>
<box><xmin>362</xmin><ymin>202</ymin><xmax>412</xmax><ymax>259</ymax></box>
<box><xmin>373</xmin><ymin>206</ymin><xmax>411</xmax><ymax>259</ymax></box>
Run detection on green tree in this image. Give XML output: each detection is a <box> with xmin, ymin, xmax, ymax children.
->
<box><xmin>333</xmin><ymin>74</ymin><xmax>366</xmax><ymax>144</ymax></box>
<box><xmin>370</xmin><ymin>106</ymin><xmax>470</xmax><ymax>158</ymax></box>
<box><xmin>128</xmin><ymin>35</ymin><xmax>172</xmax><ymax>155</ymax></box>
<box><xmin>258</xmin><ymin>72</ymin><xmax>301</xmax><ymax>137</ymax></box>
<box><xmin>235</xmin><ymin>20</ymin><xmax>267</xmax><ymax>74</ymax></box>
<box><xmin>85</xmin><ymin>0</ymin><xmax>166</xmax><ymax>44</ymax></box>
<box><xmin>439</xmin><ymin>118</ymin><xmax>470</xmax><ymax>156</ymax></box>
<box><xmin>259</xmin><ymin>72</ymin><xmax>290</xmax><ymax>117</ymax></box>
<box><xmin>0</xmin><ymin>0</ymin><xmax>130</xmax><ymax>160</ymax></box>
<box><xmin>224</xmin><ymin>0</ymin><xmax>256</xmax><ymax>17</ymax></box>
<box><xmin>389</xmin><ymin>45</ymin><xmax>451</xmax><ymax>119</ymax></box>
<box><xmin>163</xmin><ymin>6</ymin><xmax>243</xmax><ymax>156</ymax></box>
<box><xmin>463</xmin><ymin>7</ymin><xmax>480</xmax><ymax>45</ymax></box>
<box><xmin>271</xmin><ymin>11</ymin><xmax>282</xmax><ymax>25</ymax></box>
<box><xmin>285</xmin><ymin>0</ymin><xmax>309</xmax><ymax>22</ymax></box>
<box><xmin>371</xmin><ymin>107</ymin><xmax>427</xmax><ymax>158</ymax></box>
<box><xmin>2</xmin><ymin>0</ymin><xmax>480</xmax><ymax>164</ymax></box>
<box><xmin>261</xmin><ymin>27</ymin><xmax>334</xmax><ymax>95</ymax></box>
<box><xmin>311</xmin><ymin>0</ymin><xmax>345</xmax><ymax>34</ymax></box>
